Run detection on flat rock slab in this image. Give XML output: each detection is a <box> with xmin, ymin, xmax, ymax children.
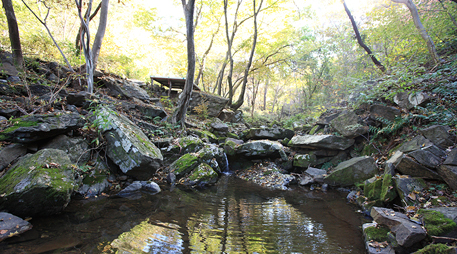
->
<box><xmin>289</xmin><ymin>134</ymin><xmax>354</xmax><ymax>151</ymax></box>
<box><xmin>0</xmin><ymin>212</ymin><xmax>32</xmax><ymax>241</ymax></box>
<box><xmin>0</xmin><ymin>112</ymin><xmax>84</xmax><ymax>143</ymax></box>
<box><xmin>243</xmin><ymin>127</ymin><xmax>294</xmax><ymax>140</ymax></box>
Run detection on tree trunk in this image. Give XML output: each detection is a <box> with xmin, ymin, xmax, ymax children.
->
<box><xmin>263</xmin><ymin>77</ymin><xmax>268</xmax><ymax>111</ymax></box>
<box><xmin>391</xmin><ymin>0</ymin><xmax>440</xmax><ymax>64</ymax></box>
<box><xmin>172</xmin><ymin>0</ymin><xmax>196</xmax><ymax>127</ymax></box>
<box><xmin>76</xmin><ymin>0</ymin><xmax>94</xmax><ymax>93</ymax></box>
<box><xmin>343</xmin><ymin>1</ymin><xmax>386</xmax><ymax>72</ymax></box>
<box><xmin>91</xmin><ymin>0</ymin><xmax>109</xmax><ymax>69</ymax></box>
<box><xmin>2</xmin><ymin>0</ymin><xmax>23</xmax><ymax>68</ymax></box>
<box><xmin>231</xmin><ymin>0</ymin><xmax>263</xmax><ymax>111</ymax></box>
<box><xmin>75</xmin><ymin>1</ymin><xmax>102</xmax><ymax>55</ymax></box>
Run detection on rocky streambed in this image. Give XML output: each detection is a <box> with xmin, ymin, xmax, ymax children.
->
<box><xmin>1</xmin><ymin>57</ymin><xmax>457</xmax><ymax>253</ymax></box>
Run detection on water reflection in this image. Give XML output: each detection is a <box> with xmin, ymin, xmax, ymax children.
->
<box><xmin>1</xmin><ymin>176</ymin><xmax>365</xmax><ymax>254</ymax></box>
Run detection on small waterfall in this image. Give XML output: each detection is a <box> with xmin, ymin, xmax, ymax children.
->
<box><xmin>221</xmin><ymin>152</ymin><xmax>231</xmax><ymax>174</ymax></box>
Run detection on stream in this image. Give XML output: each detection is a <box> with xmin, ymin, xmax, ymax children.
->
<box><xmin>0</xmin><ymin>175</ymin><xmax>366</xmax><ymax>253</ymax></box>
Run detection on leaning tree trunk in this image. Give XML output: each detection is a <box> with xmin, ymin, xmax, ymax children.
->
<box><xmin>343</xmin><ymin>0</ymin><xmax>386</xmax><ymax>72</ymax></box>
<box><xmin>172</xmin><ymin>0</ymin><xmax>196</xmax><ymax>127</ymax></box>
<box><xmin>231</xmin><ymin>0</ymin><xmax>263</xmax><ymax>111</ymax></box>
<box><xmin>2</xmin><ymin>0</ymin><xmax>23</xmax><ymax>68</ymax></box>
<box><xmin>91</xmin><ymin>0</ymin><xmax>109</xmax><ymax>69</ymax></box>
<box><xmin>391</xmin><ymin>0</ymin><xmax>440</xmax><ymax>64</ymax></box>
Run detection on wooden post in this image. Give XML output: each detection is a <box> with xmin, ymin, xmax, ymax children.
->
<box><xmin>168</xmin><ymin>79</ymin><xmax>172</xmax><ymax>97</ymax></box>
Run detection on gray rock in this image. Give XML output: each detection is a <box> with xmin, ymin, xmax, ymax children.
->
<box><xmin>293</xmin><ymin>154</ymin><xmax>317</xmax><ymax>168</ymax></box>
<box><xmin>363</xmin><ymin>223</ymin><xmax>395</xmax><ymax>254</ymax></box>
<box><xmin>289</xmin><ymin>134</ymin><xmax>355</xmax><ymax>151</ymax></box>
<box><xmin>438</xmin><ymin>165</ymin><xmax>457</xmax><ymax>190</ymax></box>
<box><xmin>389</xmin><ymin>151</ymin><xmax>441</xmax><ymax>180</ymax></box>
<box><xmin>103</xmin><ymin>77</ymin><xmax>151</xmax><ymax>102</ymax></box>
<box><xmin>96</xmin><ymin>107</ymin><xmax>163</xmax><ymax>180</ymax></box>
<box><xmin>0</xmin><ymin>212</ymin><xmax>32</xmax><ymax>241</ymax></box>
<box><xmin>161</xmin><ymin>136</ymin><xmax>204</xmax><ymax>164</ymax></box>
<box><xmin>0</xmin><ymin>143</ymin><xmax>27</xmax><ymax>171</ymax></box>
<box><xmin>218</xmin><ymin>109</ymin><xmax>235</xmax><ymax>122</ymax></box>
<box><xmin>316</xmin><ymin>111</ymin><xmax>341</xmax><ymax>125</ymax></box>
<box><xmin>236</xmin><ymin>140</ymin><xmax>286</xmax><ymax>159</ymax></box>
<box><xmin>371</xmin><ymin>207</ymin><xmax>426</xmax><ymax>247</ymax></box>
<box><xmin>117</xmin><ymin>180</ymin><xmax>161</xmax><ymax>197</ymax></box>
<box><xmin>197</xmin><ymin>144</ymin><xmax>227</xmax><ymax>173</ymax></box>
<box><xmin>0</xmin><ymin>112</ymin><xmax>85</xmax><ymax>143</ymax></box>
<box><xmin>77</xmin><ymin>177</ymin><xmax>110</xmax><ymax>198</ymax></box>
<box><xmin>420</xmin><ymin>125</ymin><xmax>456</xmax><ymax>149</ymax></box>
<box><xmin>324</xmin><ymin>156</ymin><xmax>378</xmax><ymax>187</ymax></box>
<box><xmin>299</xmin><ymin>167</ymin><xmax>327</xmax><ymax>185</ymax></box>
<box><xmin>444</xmin><ymin>149</ymin><xmax>457</xmax><ymax>166</ymax></box>
<box><xmin>394</xmin><ymin>176</ymin><xmax>427</xmax><ymax>206</ymax></box>
<box><xmin>243</xmin><ymin>127</ymin><xmax>294</xmax><ymax>141</ymax></box>
<box><xmin>182</xmin><ymin>163</ymin><xmax>219</xmax><ymax>188</ymax></box>
<box><xmin>398</xmin><ymin>136</ymin><xmax>434</xmax><ymax>153</ymax></box>
<box><xmin>330</xmin><ymin>110</ymin><xmax>368</xmax><ymax>138</ymax></box>
<box><xmin>40</xmin><ymin>135</ymin><xmax>90</xmax><ymax>166</ymax></box>
<box><xmin>394</xmin><ymin>91</ymin><xmax>429</xmax><ymax>110</ymax></box>
<box><xmin>0</xmin><ymin>149</ymin><xmax>77</xmax><ymax>217</ymax></box>
<box><xmin>121</xmin><ymin>100</ymin><xmax>167</xmax><ymax>120</ymax></box>
<box><xmin>370</xmin><ymin>104</ymin><xmax>401</xmax><ymax>122</ymax></box>
<box><xmin>189</xmin><ymin>91</ymin><xmax>229</xmax><ymax>117</ymax></box>
<box><xmin>428</xmin><ymin>207</ymin><xmax>457</xmax><ymax>223</ymax></box>
<box><xmin>407</xmin><ymin>149</ymin><xmax>441</xmax><ymax>169</ymax></box>
<box><xmin>67</xmin><ymin>91</ymin><xmax>91</xmax><ymax>107</ymax></box>
<box><xmin>211</xmin><ymin>121</ymin><xmax>229</xmax><ymax>133</ymax></box>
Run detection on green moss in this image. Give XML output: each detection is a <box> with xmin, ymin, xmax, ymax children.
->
<box><xmin>188</xmin><ymin>163</ymin><xmax>217</xmax><ymax>182</ymax></box>
<box><xmin>418</xmin><ymin>210</ymin><xmax>457</xmax><ymax>236</ymax></box>
<box><xmin>364</xmin><ymin>225</ymin><xmax>390</xmax><ymax>242</ymax></box>
<box><xmin>226</xmin><ymin>132</ymin><xmax>239</xmax><ymax>139</ymax></box>
<box><xmin>132</xmin><ymin>131</ymin><xmax>160</xmax><ymax>157</ymax></box>
<box><xmin>170</xmin><ymin>153</ymin><xmax>199</xmax><ymax>176</ymax></box>
<box><xmin>431</xmin><ymin>197</ymin><xmax>450</xmax><ymax>206</ymax></box>
<box><xmin>416</xmin><ymin>244</ymin><xmax>452</xmax><ymax>254</ymax></box>
<box><xmin>309</xmin><ymin>125</ymin><xmax>319</xmax><ymax>135</ymax></box>
<box><xmin>380</xmin><ymin>174</ymin><xmax>397</xmax><ymax>202</ymax></box>
<box><xmin>364</xmin><ymin>178</ymin><xmax>382</xmax><ymax>201</ymax></box>
<box><xmin>83</xmin><ymin>175</ymin><xmax>107</xmax><ymax>185</ymax></box>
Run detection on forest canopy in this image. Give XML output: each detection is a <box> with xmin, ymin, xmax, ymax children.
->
<box><xmin>1</xmin><ymin>0</ymin><xmax>456</xmax><ymax>119</ymax></box>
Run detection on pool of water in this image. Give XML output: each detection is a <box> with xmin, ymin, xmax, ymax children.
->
<box><xmin>0</xmin><ymin>175</ymin><xmax>366</xmax><ymax>253</ymax></box>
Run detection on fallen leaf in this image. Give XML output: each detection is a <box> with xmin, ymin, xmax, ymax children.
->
<box><xmin>408</xmin><ymin>192</ymin><xmax>416</xmax><ymax>201</ymax></box>
<box><xmin>0</xmin><ymin>229</ymin><xmax>8</xmax><ymax>234</ymax></box>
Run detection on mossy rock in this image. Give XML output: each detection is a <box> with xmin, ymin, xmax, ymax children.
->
<box><xmin>226</xmin><ymin>132</ymin><xmax>239</xmax><ymax>139</ymax></box>
<box><xmin>380</xmin><ymin>173</ymin><xmax>397</xmax><ymax>202</ymax></box>
<box><xmin>418</xmin><ymin>209</ymin><xmax>457</xmax><ymax>236</ymax></box>
<box><xmin>363</xmin><ymin>174</ymin><xmax>397</xmax><ymax>206</ymax></box>
<box><xmin>170</xmin><ymin>153</ymin><xmax>199</xmax><ymax>177</ymax></box>
<box><xmin>188</xmin><ymin>129</ymin><xmax>217</xmax><ymax>143</ymax></box>
<box><xmin>184</xmin><ymin>163</ymin><xmax>218</xmax><ymax>187</ymax></box>
<box><xmin>415</xmin><ymin>243</ymin><xmax>453</xmax><ymax>254</ymax></box>
<box><xmin>364</xmin><ymin>225</ymin><xmax>390</xmax><ymax>242</ymax></box>
<box><xmin>308</xmin><ymin>125</ymin><xmax>320</xmax><ymax>135</ymax></box>
<box><xmin>0</xmin><ymin>149</ymin><xmax>76</xmax><ymax>217</ymax></box>
<box><xmin>364</xmin><ymin>178</ymin><xmax>383</xmax><ymax>201</ymax></box>
<box><xmin>223</xmin><ymin>140</ymin><xmax>238</xmax><ymax>156</ymax></box>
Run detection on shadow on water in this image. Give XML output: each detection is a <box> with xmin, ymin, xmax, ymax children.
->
<box><xmin>0</xmin><ymin>175</ymin><xmax>365</xmax><ymax>253</ymax></box>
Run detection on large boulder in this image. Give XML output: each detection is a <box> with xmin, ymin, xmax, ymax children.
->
<box><xmin>161</xmin><ymin>136</ymin><xmax>204</xmax><ymax>163</ymax></box>
<box><xmin>324</xmin><ymin>156</ymin><xmax>378</xmax><ymax>187</ymax></box>
<box><xmin>439</xmin><ymin>149</ymin><xmax>457</xmax><ymax>190</ymax></box>
<box><xmin>293</xmin><ymin>153</ymin><xmax>317</xmax><ymax>168</ymax></box>
<box><xmin>0</xmin><ymin>112</ymin><xmax>84</xmax><ymax>143</ymax></box>
<box><xmin>0</xmin><ymin>149</ymin><xmax>77</xmax><ymax>217</ymax></box>
<box><xmin>289</xmin><ymin>134</ymin><xmax>355</xmax><ymax>151</ymax></box>
<box><xmin>102</xmin><ymin>76</ymin><xmax>151</xmax><ymax>102</ymax></box>
<box><xmin>371</xmin><ymin>207</ymin><xmax>426</xmax><ymax>247</ymax></box>
<box><xmin>236</xmin><ymin>140</ymin><xmax>287</xmax><ymax>159</ymax></box>
<box><xmin>242</xmin><ymin>127</ymin><xmax>294</xmax><ymax>141</ymax></box>
<box><xmin>189</xmin><ymin>91</ymin><xmax>229</xmax><ymax>117</ymax></box>
<box><xmin>0</xmin><ymin>212</ymin><xmax>32</xmax><ymax>241</ymax></box>
<box><xmin>40</xmin><ymin>135</ymin><xmax>90</xmax><ymax>166</ymax></box>
<box><xmin>96</xmin><ymin>107</ymin><xmax>163</xmax><ymax>180</ymax></box>
<box><xmin>370</xmin><ymin>104</ymin><xmax>401</xmax><ymax>122</ymax></box>
<box><xmin>329</xmin><ymin>110</ymin><xmax>368</xmax><ymax>138</ymax></box>
<box><xmin>387</xmin><ymin>151</ymin><xmax>441</xmax><ymax>180</ymax></box>
<box><xmin>0</xmin><ymin>143</ymin><xmax>27</xmax><ymax>171</ymax></box>
<box><xmin>420</xmin><ymin>125</ymin><xmax>456</xmax><ymax>150</ymax></box>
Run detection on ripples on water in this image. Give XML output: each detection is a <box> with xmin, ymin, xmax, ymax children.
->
<box><xmin>0</xmin><ymin>176</ymin><xmax>365</xmax><ymax>253</ymax></box>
